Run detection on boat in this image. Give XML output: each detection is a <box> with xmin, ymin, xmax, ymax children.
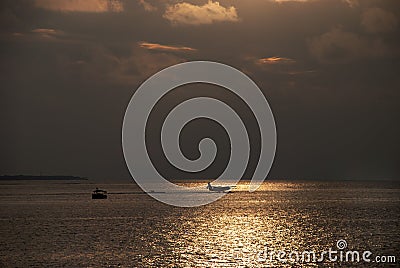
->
<box><xmin>92</xmin><ymin>188</ymin><xmax>107</xmax><ymax>199</ymax></box>
<box><xmin>207</xmin><ymin>182</ymin><xmax>233</xmax><ymax>193</ymax></box>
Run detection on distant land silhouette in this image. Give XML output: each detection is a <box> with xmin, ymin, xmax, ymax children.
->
<box><xmin>0</xmin><ymin>175</ymin><xmax>87</xmax><ymax>180</ymax></box>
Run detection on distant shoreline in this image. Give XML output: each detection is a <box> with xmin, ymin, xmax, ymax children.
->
<box><xmin>0</xmin><ymin>176</ymin><xmax>397</xmax><ymax>182</ymax></box>
<box><xmin>0</xmin><ymin>175</ymin><xmax>87</xmax><ymax>181</ymax></box>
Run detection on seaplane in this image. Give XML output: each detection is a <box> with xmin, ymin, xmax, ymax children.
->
<box><xmin>206</xmin><ymin>182</ymin><xmax>234</xmax><ymax>193</ymax></box>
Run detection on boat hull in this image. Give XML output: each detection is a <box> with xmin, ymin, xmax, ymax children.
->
<box><xmin>92</xmin><ymin>193</ymin><xmax>107</xmax><ymax>199</ymax></box>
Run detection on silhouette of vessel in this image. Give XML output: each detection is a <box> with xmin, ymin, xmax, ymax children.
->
<box><xmin>92</xmin><ymin>188</ymin><xmax>107</xmax><ymax>199</ymax></box>
<box><xmin>206</xmin><ymin>182</ymin><xmax>233</xmax><ymax>192</ymax></box>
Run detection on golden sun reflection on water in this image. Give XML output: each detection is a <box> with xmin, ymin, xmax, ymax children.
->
<box><xmin>143</xmin><ymin>181</ymin><xmax>399</xmax><ymax>267</ymax></box>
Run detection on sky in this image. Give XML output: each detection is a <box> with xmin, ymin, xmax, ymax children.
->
<box><xmin>1</xmin><ymin>0</ymin><xmax>399</xmax><ymax>181</ymax></box>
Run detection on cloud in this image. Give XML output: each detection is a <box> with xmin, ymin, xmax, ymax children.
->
<box><xmin>163</xmin><ymin>1</ymin><xmax>239</xmax><ymax>25</ymax></box>
<box><xmin>361</xmin><ymin>8</ymin><xmax>398</xmax><ymax>34</ymax></box>
<box><xmin>34</xmin><ymin>0</ymin><xmax>123</xmax><ymax>13</ymax></box>
<box><xmin>9</xmin><ymin>28</ymin><xmax>68</xmax><ymax>42</ymax></box>
<box><xmin>7</xmin><ymin>30</ymin><xmax>185</xmax><ymax>85</ymax></box>
<box><xmin>107</xmin><ymin>49</ymin><xmax>184</xmax><ymax>85</ymax></box>
<box><xmin>309</xmin><ymin>28</ymin><xmax>368</xmax><ymax>64</ymax></box>
<box><xmin>31</xmin><ymin>28</ymin><xmax>64</xmax><ymax>38</ymax></box>
<box><xmin>138</xmin><ymin>0</ymin><xmax>157</xmax><ymax>12</ymax></box>
<box><xmin>252</xmin><ymin>56</ymin><xmax>314</xmax><ymax>76</ymax></box>
<box><xmin>139</xmin><ymin>41</ymin><xmax>197</xmax><ymax>52</ymax></box>
<box><xmin>272</xmin><ymin>0</ymin><xmax>311</xmax><ymax>2</ymax></box>
<box><xmin>271</xmin><ymin>0</ymin><xmax>358</xmax><ymax>7</ymax></box>
<box><xmin>31</xmin><ymin>28</ymin><xmax>58</xmax><ymax>34</ymax></box>
<box><xmin>64</xmin><ymin>45</ymin><xmax>185</xmax><ymax>85</ymax></box>
<box><xmin>8</xmin><ymin>28</ymin><xmax>85</xmax><ymax>44</ymax></box>
<box><xmin>257</xmin><ymin>57</ymin><xmax>296</xmax><ymax>65</ymax></box>
<box><xmin>342</xmin><ymin>0</ymin><xmax>358</xmax><ymax>8</ymax></box>
<box><xmin>308</xmin><ymin>28</ymin><xmax>394</xmax><ymax>64</ymax></box>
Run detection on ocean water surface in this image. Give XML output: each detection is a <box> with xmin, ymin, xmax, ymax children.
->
<box><xmin>0</xmin><ymin>180</ymin><xmax>399</xmax><ymax>267</ymax></box>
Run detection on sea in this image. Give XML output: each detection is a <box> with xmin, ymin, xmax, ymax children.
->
<box><xmin>0</xmin><ymin>180</ymin><xmax>399</xmax><ymax>267</ymax></box>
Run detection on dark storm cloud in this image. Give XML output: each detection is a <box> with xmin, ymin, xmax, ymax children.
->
<box><xmin>1</xmin><ymin>0</ymin><xmax>399</xmax><ymax>180</ymax></box>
